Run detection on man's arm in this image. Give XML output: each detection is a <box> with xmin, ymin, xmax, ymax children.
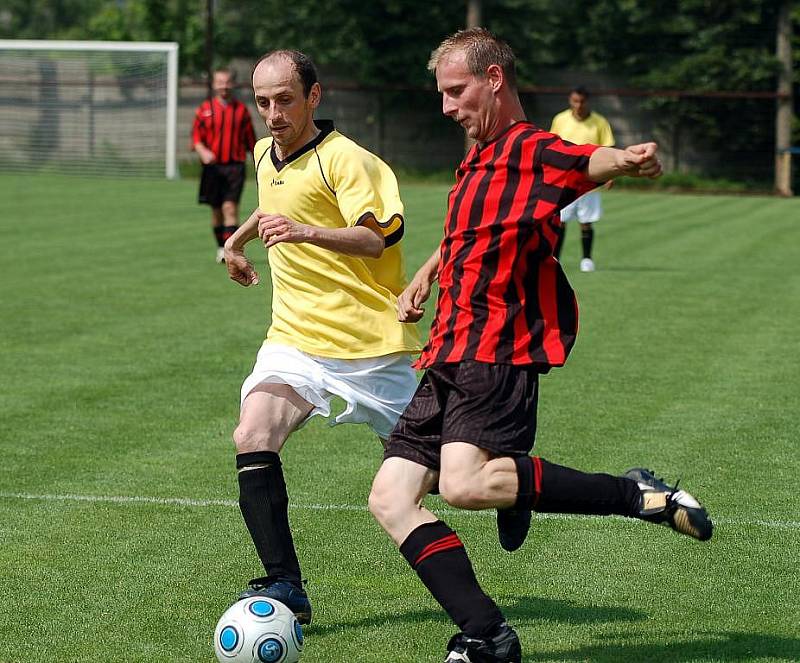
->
<box><xmin>191</xmin><ymin>106</ymin><xmax>217</xmax><ymax>165</ymax></box>
<box><xmin>587</xmin><ymin>142</ymin><xmax>662</xmax><ymax>183</ymax></box>
<box><xmin>256</xmin><ymin>211</ymin><xmax>385</xmax><ymax>259</ymax></box>
<box><xmin>223</xmin><ymin>210</ymin><xmax>261</xmax><ymax>286</ymax></box>
<box><xmin>193</xmin><ymin>141</ymin><xmax>217</xmax><ymax>165</ymax></box>
<box><xmin>397</xmin><ymin>247</ymin><xmax>440</xmax><ymax>323</ymax></box>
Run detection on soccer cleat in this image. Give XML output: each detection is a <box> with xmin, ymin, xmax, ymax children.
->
<box><xmin>579</xmin><ymin>257</ymin><xmax>595</xmax><ymax>272</ymax></box>
<box><xmin>444</xmin><ymin>623</ymin><xmax>521</xmax><ymax>663</ymax></box>
<box><xmin>215</xmin><ymin>247</ymin><xmax>226</xmax><ymax>263</ymax></box>
<box><xmin>238</xmin><ymin>577</ymin><xmax>313</xmax><ymax>625</ymax></box>
<box><xmin>625</xmin><ymin>468</ymin><xmax>713</xmax><ymax>541</ymax></box>
<box><xmin>496</xmin><ymin>507</ymin><xmax>531</xmax><ymax>552</ymax></box>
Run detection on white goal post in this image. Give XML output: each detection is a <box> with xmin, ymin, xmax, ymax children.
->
<box><xmin>0</xmin><ymin>39</ymin><xmax>179</xmax><ymax>179</ymax></box>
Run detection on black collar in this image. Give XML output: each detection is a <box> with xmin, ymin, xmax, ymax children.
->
<box><xmin>270</xmin><ymin>120</ymin><xmax>335</xmax><ymax>171</ymax></box>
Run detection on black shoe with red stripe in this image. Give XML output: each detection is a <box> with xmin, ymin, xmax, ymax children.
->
<box><xmin>444</xmin><ymin>623</ymin><xmax>521</xmax><ymax>662</ymax></box>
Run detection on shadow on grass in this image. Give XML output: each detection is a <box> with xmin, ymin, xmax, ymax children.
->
<box><xmin>525</xmin><ymin>631</ymin><xmax>800</xmax><ymax>662</ymax></box>
<box><xmin>503</xmin><ymin>595</ymin><xmax>647</xmax><ymax>625</ymax></box>
<box><xmin>305</xmin><ymin>596</ymin><xmax>645</xmax><ymax>637</ymax></box>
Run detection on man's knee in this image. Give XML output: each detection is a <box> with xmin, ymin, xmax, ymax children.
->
<box><xmin>232</xmin><ymin>423</ymin><xmax>280</xmax><ymax>453</ymax></box>
<box><xmin>368</xmin><ymin>472</ymin><xmax>396</xmax><ymax>524</ymax></box>
<box><xmin>439</xmin><ymin>474</ymin><xmax>481</xmax><ymax>509</ymax></box>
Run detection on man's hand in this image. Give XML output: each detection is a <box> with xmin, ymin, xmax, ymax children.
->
<box><xmin>257</xmin><ymin>212</ymin><xmax>311</xmax><ymax>248</ymax></box>
<box><xmin>224</xmin><ymin>247</ymin><xmax>260</xmax><ymax>287</ymax></box>
<box><xmin>199</xmin><ymin>146</ymin><xmax>217</xmax><ymax>165</ymax></box>
<box><xmin>397</xmin><ymin>276</ymin><xmax>432</xmax><ymax>323</ymax></box>
<box><xmin>618</xmin><ymin>142</ymin><xmax>662</xmax><ymax>179</ymax></box>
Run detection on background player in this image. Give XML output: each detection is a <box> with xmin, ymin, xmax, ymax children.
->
<box><xmin>550</xmin><ymin>85</ymin><xmax>615</xmax><ymax>272</ymax></box>
<box><xmin>192</xmin><ymin>67</ymin><xmax>257</xmax><ymax>263</ymax></box>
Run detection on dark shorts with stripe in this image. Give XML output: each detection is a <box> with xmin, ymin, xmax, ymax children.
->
<box><xmin>198</xmin><ymin>162</ymin><xmax>245</xmax><ymax>207</ymax></box>
<box><xmin>383</xmin><ymin>360</ymin><xmax>539</xmax><ymax>471</ymax></box>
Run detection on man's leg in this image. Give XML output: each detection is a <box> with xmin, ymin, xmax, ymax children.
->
<box><xmin>580</xmin><ymin>222</ymin><xmax>594</xmax><ymax>260</ymax></box>
<box><xmin>369</xmin><ymin>457</ymin><xmax>520</xmax><ymax>662</ymax></box>
<box><xmin>234</xmin><ymin>382</ymin><xmax>314</xmax><ymax>622</ymax></box>
<box><xmin>211</xmin><ymin>207</ymin><xmax>225</xmax><ymax>262</ymax></box>
<box><xmin>221</xmin><ymin>200</ymin><xmax>240</xmax><ymax>246</ymax></box>
<box><xmin>438</xmin><ymin>443</ymin><xmax>712</xmax><ymax>549</ymax></box>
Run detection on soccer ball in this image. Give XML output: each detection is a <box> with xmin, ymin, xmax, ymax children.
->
<box><xmin>214</xmin><ymin>597</ymin><xmax>304</xmax><ymax>663</ymax></box>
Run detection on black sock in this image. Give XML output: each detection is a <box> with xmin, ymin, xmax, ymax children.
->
<box><xmin>514</xmin><ymin>456</ymin><xmax>641</xmax><ymax>516</ymax></box>
<box><xmin>237</xmin><ymin>451</ymin><xmax>302</xmax><ymax>586</ymax></box>
<box><xmin>213</xmin><ymin>225</ymin><xmax>225</xmax><ymax>247</ymax></box>
<box><xmin>222</xmin><ymin>224</ymin><xmax>239</xmax><ymax>244</ymax></box>
<box><xmin>554</xmin><ymin>223</ymin><xmax>566</xmax><ymax>259</ymax></box>
<box><xmin>400</xmin><ymin>521</ymin><xmax>504</xmax><ymax>638</ymax></box>
<box><xmin>581</xmin><ymin>225</ymin><xmax>594</xmax><ymax>259</ymax></box>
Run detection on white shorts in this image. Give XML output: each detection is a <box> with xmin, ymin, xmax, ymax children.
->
<box><xmin>240</xmin><ymin>343</ymin><xmax>418</xmax><ymax>439</ymax></box>
<box><xmin>560</xmin><ymin>190</ymin><xmax>602</xmax><ymax>223</ymax></box>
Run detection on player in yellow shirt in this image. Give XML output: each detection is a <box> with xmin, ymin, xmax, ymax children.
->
<box><xmin>550</xmin><ymin>86</ymin><xmax>615</xmax><ymax>272</ymax></box>
<box><xmin>222</xmin><ymin>50</ymin><xmax>421</xmax><ymax>624</ymax></box>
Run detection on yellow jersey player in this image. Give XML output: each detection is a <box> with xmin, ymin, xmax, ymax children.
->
<box><xmin>222</xmin><ymin>50</ymin><xmax>421</xmax><ymax>625</ymax></box>
<box><xmin>550</xmin><ymin>86</ymin><xmax>615</xmax><ymax>272</ymax></box>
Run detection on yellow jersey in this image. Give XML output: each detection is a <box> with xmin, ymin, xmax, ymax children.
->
<box><xmin>550</xmin><ymin>109</ymin><xmax>615</xmax><ymax>147</ymax></box>
<box><xmin>253</xmin><ymin>120</ymin><xmax>421</xmax><ymax>359</ymax></box>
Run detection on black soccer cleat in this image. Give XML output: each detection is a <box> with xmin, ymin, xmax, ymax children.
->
<box><xmin>238</xmin><ymin>577</ymin><xmax>313</xmax><ymax>625</ymax></box>
<box><xmin>496</xmin><ymin>507</ymin><xmax>532</xmax><ymax>552</ymax></box>
<box><xmin>624</xmin><ymin>468</ymin><xmax>713</xmax><ymax>541</ymax></box>
<box><xmin>444</xmin><ymin>623</ymin><xmax>522</xmax><ymax>663</ymax></box>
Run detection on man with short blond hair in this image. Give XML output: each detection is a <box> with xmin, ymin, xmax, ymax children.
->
<box><xmin>369</xmin><ymin>28</ymin><xmax>712</xmax><ymax>663</ymax></box>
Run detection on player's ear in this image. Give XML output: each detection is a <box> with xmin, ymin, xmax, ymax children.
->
<box><xmin>486</xmin><ymin>64</ymin><xmax>504</xmax><ymax>93</ymax></box>
<box><xmin>308</xmin><ymin>82</ymin><xmax>322</xmax><ymax>109</ymax></box>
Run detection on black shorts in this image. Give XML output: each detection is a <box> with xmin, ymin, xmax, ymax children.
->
<box><xmin>383</xmin><ymin>360</ymin><xmax>540</xmax><ymax>471</ymax></box>
<box><xmin>198</xmin><ymin>162</ymin><xmax>246</xmax><ymax>207</ymax></box>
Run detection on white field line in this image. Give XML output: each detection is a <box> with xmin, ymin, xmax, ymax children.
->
<box><xmin>1</xmin><ymin>491</ymin><xmax>798</xmax><ymax>531</ymax></box>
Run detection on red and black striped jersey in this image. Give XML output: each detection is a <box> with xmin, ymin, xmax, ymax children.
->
<box><xmin>417</xmin><ymin>121</ymin><xmax>600</xmax><ymax>370</ymax></box>
<box><xmin>191</xmin><ymin>97</ymin><xmax>256</xmax><ymax>164</ymax></box>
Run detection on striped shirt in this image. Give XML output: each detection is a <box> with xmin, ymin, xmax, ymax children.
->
<box><xmin>417</xmin><ymin>121</ymin><xmax>600</xmax><ymax>370</ymax></box>
<box><xmin>191</xmin><ymin>97</ymin><xmax>256</xmax><ymax>164</ymax></box>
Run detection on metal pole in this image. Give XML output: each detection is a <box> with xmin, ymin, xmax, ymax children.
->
<box><xmin>165</xmin><ymin>44</ymin><xmax>179</xmax><ymax>179</ymax></box>
<box><xmin>775</xmin><ymin>0</ymin><xmax>793</xmax><ymax>196</ymax></box>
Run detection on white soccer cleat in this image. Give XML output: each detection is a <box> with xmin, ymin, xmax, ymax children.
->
<box><xmin>215</xmin><ymin>247</ymin><xmax>226</xmax><ymax>264</ymax></box>
<box><xmin>580</xmin><ymin>257</ymin><xmax>595</xmax><ymax>272</ymax></box>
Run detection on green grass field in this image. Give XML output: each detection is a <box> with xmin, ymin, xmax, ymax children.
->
<box><xmin>1</xmin><ymin>173</ymin><xmax>799</xmax><ymax>662</ymax></box>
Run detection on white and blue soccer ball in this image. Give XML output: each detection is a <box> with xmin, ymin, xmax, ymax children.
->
<box><xmin>214</xmin><ymin>597</ymin><xmax>304</xmax><ymax>663</ymax></box>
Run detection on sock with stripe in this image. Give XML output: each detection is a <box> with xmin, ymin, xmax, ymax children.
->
<box><xmin>222</xmin><ymin>225</ymin><xmax>239</xmax><ymax>244</ymax></box>
<box><xmin>237</xmin><ymin>451</ymin><xmax>303</xmax><ymax>587</ymax></box>
<box><xmin>400</xmin><ymin>521</ymin><xmax>505</xmax><ymax>638</ymax></box>
<box><xmin>514</xmin><ymin>456</ymin><xmax>641</xmax><ymax>516</ymax></box>
<box><xmin>213</xmin><ymin>225</ymin><xmax>225</xmax><ymax>247</ymax></box>
<box><xmin>581</xmin><ymin>225</ymin><xmax>594</xmax><ymax>260</ymax></box>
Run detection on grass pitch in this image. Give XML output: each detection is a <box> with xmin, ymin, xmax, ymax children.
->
<box><xmin>1</xmin><ymin>173</ymin><xmax>799</xmax><ymax>662</ymax></box>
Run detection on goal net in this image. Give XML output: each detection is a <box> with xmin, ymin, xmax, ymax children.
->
<box><xmin>0</xmin><ymin>40</ymin><xmax>178</xmax><ymax>179</ymax></box>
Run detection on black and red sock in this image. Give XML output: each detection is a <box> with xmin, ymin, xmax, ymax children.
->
<box><xmin>222</xmin><ymin>225</ymin><xmax>239</xmax><ymax>244</ymax></box>
<box><xmin>213</xmin><ymin>225</ymin><xmax>225</xmax><ymax>247</ymax></box>
<box><xmin>400</xmin><ymin>521</ymin><xmax>504</xmax><ymax>638</ymax></box>
<box><xmin>514</xmin><ymin>456</ymin><xmax>641</xmax><ymax>516</ymax></box>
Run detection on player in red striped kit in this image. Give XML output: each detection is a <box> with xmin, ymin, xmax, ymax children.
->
<box><xmin>368</xmin><ymin>29</ymin><xmax>713</xmax><ymax>663</ymax></box>
<box><xmin>192</xmin><ymin>68</ymin><xmax>257</xmax><ymax>262</ymax></box>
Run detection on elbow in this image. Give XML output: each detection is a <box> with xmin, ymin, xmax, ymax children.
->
<box><xmin>366</xmin><ymin>241</ymin><xmax>384</xmax><ymax>259</ymax></box>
